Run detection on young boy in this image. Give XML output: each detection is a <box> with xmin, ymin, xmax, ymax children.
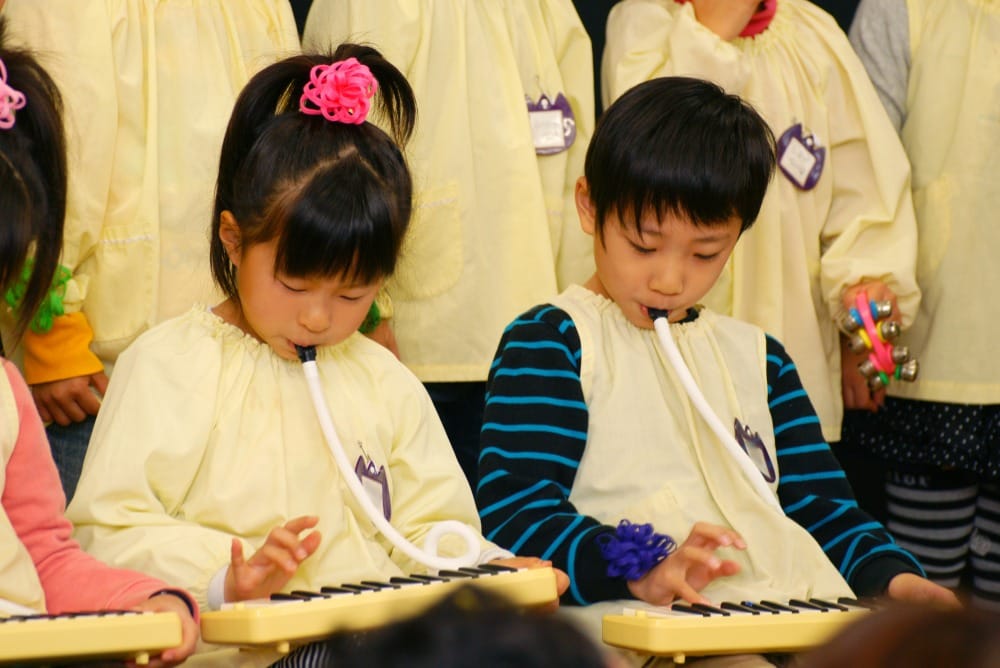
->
<box><xmin>475</xmin><ymin>76</ymin><xmax>957</xmax><ymax>663</ymax></box>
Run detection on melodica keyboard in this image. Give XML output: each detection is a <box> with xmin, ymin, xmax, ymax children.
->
<box><xmin>201</xmin><ymin>565</ymin><xmax>558</xmax><ymax>652</ymax></box>
<box><xmin>603</xmin><ymin>597</ymin><xmax>874</xmax><ymax>663</ymax></box>
<box><xmin>0</xmin><ymin>609</ymin><xmax>182</xmax><ymax>665</ymax></box>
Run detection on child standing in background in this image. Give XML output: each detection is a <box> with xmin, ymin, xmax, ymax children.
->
<box><xmin>302</xmin><ymin>1</ymin><xmax>595</xmax><ymax>487</ymax></box>
<box><xmin>476</xmin><ymin>76</ymin><xmax>956</xmax><ymax>665</ymax></box>
<box><xmin>843</xmin><ymin>0</ymin><xmax>1000</xmax><ymax>610</ymax></box>
<box><xmin>602</xmin><ymin>0</ymin><xmax>921</xmax><ymax>445</ymax></box>
<box><xmin>1</xmin><ymin>0</ymin><xmax>299</xmax><ymax>501</ymax></box>
<box><xmin>66</xmin><ymin>45</ymin><xmax>564</xmax><ymax>666</ymax></box>
<box><xmin>0</xmin><ymin>19</ymin><xmax>197</xmax><ymax>664</ymax></box>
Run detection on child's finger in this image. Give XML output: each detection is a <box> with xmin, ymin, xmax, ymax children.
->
<box><xmin>283</xmin><ymin>515</ymin><xmax>320</xmax><ymax>534</ymax></box>
<box><xmin>230</xmin><ymin>538</ymin><xmax>245</xmax><ymax>567</ymax></box>
<box><xmin>253</xmin><ymin>543</ymin><xmax>300</xmax><ymax>573</ymax></box>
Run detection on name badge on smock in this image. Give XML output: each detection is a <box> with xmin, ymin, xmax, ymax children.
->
<box><xmin>734</xmin><ymin>418</ymin><xmax>776</xmax><ymax>483</ymax></box>
<box><xmin>777</xmin><ymin>123</ymin><xmax>825</xmax><ymax>190</ymax></box>
<box><xmin>527</xmin><ymin>92</ymin><xmax>576</xmax><ymax>155</ymax></box>
<box><xmin>355</xmin><ymin>454</ymin><xmax>391</xmax><ymax>520</ymax></box>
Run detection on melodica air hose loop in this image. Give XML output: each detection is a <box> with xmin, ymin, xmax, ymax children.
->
<box><xmin>647</xmin><ymin>310</ymin><xmax>782</xmax><ymax>512</ymax></box>
<box><xmin>295</xmin><ymin>345</ymin><xmax>481</xmax><ymax>570</ymax></box>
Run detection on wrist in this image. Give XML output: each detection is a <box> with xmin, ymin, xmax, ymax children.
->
<box><xmin>598</xmin><ymin>520</ymin><xmax>676</xmax><ymax>582</ymax></box>
<box><xmin>148</xmin><ymin>589</ymin><xmax>196</xmax><ymax>617</ymax></box>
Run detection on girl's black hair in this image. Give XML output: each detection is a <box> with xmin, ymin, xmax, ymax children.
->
<box><xmin>0</xmin><ymin>17</ymin><xmax>67</xmax><ymax>343</ymax></box>
<box><xmin>210</xmin><ymin>43</ymin><xmax>417</xmax><ymax>298</ymax></box>
<box><xmin>585</xmin><ymin>76</ymin><xmax>776</xmax><ymax>238</ymax></box>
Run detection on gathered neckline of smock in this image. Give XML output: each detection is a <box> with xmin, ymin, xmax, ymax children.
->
<box><xmin>562</xmin><ymin>284</ymin><xmax>704</xmax><ymax>333</ymax></box>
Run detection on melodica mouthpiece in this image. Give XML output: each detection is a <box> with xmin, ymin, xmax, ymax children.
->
<box><xmin>648</xmin><ymin>308</ymin><xmax>670</xmax><ymax>321</ymax></box>
<box><xmin>295</xmin><ymin>344</ymin><xmax>317</xmax><ymax>363</ymax></box>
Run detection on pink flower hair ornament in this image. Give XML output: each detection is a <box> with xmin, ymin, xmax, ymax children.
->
<box><xmin>299</xmin><ymin>57</ymin><xmax>378</xmax><ymax>125</ymax></box>
<box><xmin>0</xmin><ymin>57</ymin><xmax>27</xmax><ymax>131</ymax></box>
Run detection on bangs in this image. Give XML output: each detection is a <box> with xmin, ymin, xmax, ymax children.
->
<box><xmin>273</xmin><ymin>161</ymin><xmax>400</xmax><ymax>285</ymax></box>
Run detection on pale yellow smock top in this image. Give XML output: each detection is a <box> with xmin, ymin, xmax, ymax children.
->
<box><xmin>2</xmin><ymin>1</ymin><xmax>299</xmax><ymax>381</ymax></box>
<box><xmin>550</xmin><ymin>286</ymin><xmax>852</xmax><ymax>645</ymax></box>
<box><xmin>603</xmin><ymin>0</ymin><xmax>920</xmax><ymax>441</ymax></box>
<box><xmin>66</xmin><ymin>308</ymin><xmax>499</xmax><ymax>615</ymax></box>
<box><xmin>303</xmin><ymin>0</ymin><xmax>595</xmax><ymax>382</ymax></box>
<box><xmin>887</xmin><ymin>0</ymin><xmax>1000</xmax><ymax>404</ymax></box>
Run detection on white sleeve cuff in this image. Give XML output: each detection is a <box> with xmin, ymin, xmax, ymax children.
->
<box><xmin>477</xmin><ymin>546</ymin><xmax>515</xmax><ymax>565</ymax></box>
<box><xmin>207</xmin><ymin>565</ymin><xmax>229</xmax><ymax>611</ymax></box>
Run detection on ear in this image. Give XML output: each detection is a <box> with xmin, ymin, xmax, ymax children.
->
<box><xmin>219</xmin><ymin>211</ymin><xmax>243</xmax><ymax>267</ymax></box>
<box><xmin>575</xmin><ymin>177</ymin><xmax>597</xmax><ymax>237</ymax></box>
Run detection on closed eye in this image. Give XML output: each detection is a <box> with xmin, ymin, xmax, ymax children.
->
<box><xmin>279</xmin><ymin>280</ymin><xmax>307</xmax><ymax>293</ymax></box>
<box><xmin>630</xmin><ymin>241</ymin><xmax>655</xmax><ymax>255</ymax></box>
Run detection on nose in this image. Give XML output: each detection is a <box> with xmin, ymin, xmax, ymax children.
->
<box><xmin>299</xmin><ymin>298</ymin><xmax>333</xmax><ymax>334</ymax></box>
<box><xmin>650</xmin><ymin>261</ymin><xmax>683</xmax><ymax>296</ymax></box>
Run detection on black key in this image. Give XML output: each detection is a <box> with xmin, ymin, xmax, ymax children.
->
<box><xmin>458</xmin><ymin>567</ymin><xmax>495</xmax><ymax>576</ymax></box>
<box><xmin>809</xmin><ymin>598</ymin><xmax>849</xmax><ymax>611</ymax></box>
<box><xmin>340</xmin><ymin>583</ymin><xmax>383</xmax><ymax>592</ymax></box>
<box><xmin>691</xmin><ymin>603</ymin><xmax>730</xmax><ymax>616</ymax></box>
<box><xmin>389</xmin><ymin>576</ymin><xmax>430</xmax><ymax>585</ymax></box>
<box><xmin>360</xmin><ymin>580</ymin><xmax>401</xmax><ymax>589</ymax></box>
<box><xmin>438</xmin><ymin>570</ymin><xmax>477</xmax><ymax>579</ymax></box>
<box><xmin>760</xmin><ymin>600</ymin><xmax>798</xmax><ymax>613</ymax></box>
<box><xmin>789</xmin><ymin>599</ymin><xmax>827</xmax><ymax>612</ymax></box>
<box><xmin>838</xmin><ymin>597</ymin><xmax>877</xmax><ymax>609</ymax></box>
<box><xmin>740</xmin><ymin>601</ymin><xmax>780</xmax><ymax>614</ymax></box>
<box><xmin>475</xmin><ymin>563</ymin><xmax>517</xmax><ymax>573</ymax></box>
<box><xmin>270</xmin><ymin>592</ymin><xmax>312</xmax><ymax>601</ymax></box>
<box><xmin>319</xmin><ymin>586</ymin><xmax>360</xmax><ymax>595</ymax></box>
<box><xmin>289</xmin><ymin>590</ymin><xmax>328</xmax><ymax>599</ymax></box>
<box><xmin>410</xmin><ymin>574</ymin><xmax>449</xmax><ymax>583</ymax></box>
<box><xmin>721</xmin><ymin>601</ymin><xmax>760</xmax><ymax>615</ymax></box>
<box><xmin>671</xmin><ymin>604</ymin><xmax>710</xmax><ymax>617</ymax></box>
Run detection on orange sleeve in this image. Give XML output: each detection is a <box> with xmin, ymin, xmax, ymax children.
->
<box><xmin>21</xmin><ymin>312</ymin><xmax>104</xmax><ymax>385</ymax></box>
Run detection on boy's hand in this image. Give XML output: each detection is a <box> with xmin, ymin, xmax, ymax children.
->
<box><xmin>886</xmin><ymin>573</ymin><xmax>961</xmax><ymax>609</ymax></box>
<box><xmin>690</xmin><ymin>0</ymin><xmax>761</xmax><ymax>41</ymax></box>
<box><xmin>627</xmin><ymin>522</ymin><xmax>745</xmax><ymax>606</ymax></box>
<box><xmin>31</xmin><ymin>372</ymin><xmax>108</xmax><ymax>425</ymax></box>
<box><xmin>130</xmin><ymin>592</ymin><xmax>198</xmax><ymax>667</ymax></box>
<box><xmin>225</xmin><ymin>516</ymin><xmax>322</xmax><ymax>602</ymax></box>
<box><xmin>489</xmin><ymin>556</ymin><xmax>569</xmax><ymax>612</ymax></box>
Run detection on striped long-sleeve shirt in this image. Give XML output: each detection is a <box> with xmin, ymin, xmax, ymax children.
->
<box><xmin>476</xmin><ymin>305</ymin><xmax>922</xmax><ymax>605</ymax></box>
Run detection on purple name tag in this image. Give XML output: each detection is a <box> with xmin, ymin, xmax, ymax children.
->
<box><xmin>526</xmin><ymin>92</ymin><xmax>576</xmax><ymax>155</ymax></box>
<box><xmin>355</xmin><ymin>455</ymin><xmax>391</xmax><ymax>520</ymax></box>
<box><xmin>777</xmin><ymin>123</ymin><xmax>825</xmax><ymax>190</ymax></box>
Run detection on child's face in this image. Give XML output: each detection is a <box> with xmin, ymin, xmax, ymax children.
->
<box><xmin>577</xmin><ymin>179</ymin><xmax>741</xmax><ymax>329</ymax></box>
<box><xmin>222</xmin><ymin>222</ymin><xmax>379</xmax><ymax>360</ymax></box>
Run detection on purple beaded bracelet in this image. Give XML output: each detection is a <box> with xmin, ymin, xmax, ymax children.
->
<box><xmin>598</xmin><ymin>520</ymin><xmax>676</xmax><ymax>581</ymax></box>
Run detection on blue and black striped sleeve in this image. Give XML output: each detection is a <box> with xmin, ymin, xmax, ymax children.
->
<box><xmin>476</xmin><ymin>305</ymin><xmax>630</xmax><ymax>605</ymax></box>
<box><xmin>766</xmin><ymin>335</ymin><xmax>923</xmax><ymax>596</ymax></box>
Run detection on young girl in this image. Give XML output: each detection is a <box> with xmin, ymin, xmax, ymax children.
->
<box><xmin>0</xmin><ymin>18</ymin><xmax>197</xmax><ymax>665</ymax></box>
<box><xmin>601</xmin><ymin>0</ymin><xmax>921</xmax><ymax>445</ymax></box>
<box><xmin>476</xmin><ymin>76</ymin><xmax>956</xmax><ymax>665</ymax></box>
<box><xmin>65</xmin><ymin>44</ymin><xmax>562</xmax><ymax>665</ymax></box>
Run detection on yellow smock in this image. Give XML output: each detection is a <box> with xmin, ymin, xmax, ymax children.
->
<box><xmin>550</xmin><ymin>286</ymin><xmax>852</xmax><ymax>647</ymax></box>
<box><xmin>2</xmin><ymin>0</ymin><xmax>299</xmax><ymax>382</ymax></box>
<box><xmin>603</xmin><ymin>0</ymin><xmax>920</xmax><ymax>441</ymax></box>
<box><xmin>66</xmin><ymin>308</ymin><xmax>497</xmax><ymax>617</ymax></box>
<box><xmin>303</xmin><ymin>0</ymin><xmax>595</xmax><ymax>382</ymax></box>
<box><xmin>887</xmin><ymin>0</ymin><xmax>1000</xmax><ymax>404</ymax></box>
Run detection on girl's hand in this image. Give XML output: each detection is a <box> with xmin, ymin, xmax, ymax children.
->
<box><xmin>31</xmin><ymin>371</ymin><xmax>109</xmax><ymax>425</ymax></box>
<box><xmin>690</xmin><ymin>0</ymin><xmax>761</xmax><ymax>41</ymax></box>
<box><xmin>225</xmin><ymin>516</ymin><xmax>322</xmax><ymax>602</ymax></box>
<box><xmin>489</xmin><ymin>556</ymin><xmax>569</xmax><ymax>611</ymax></box>
<box><xmin>886</xmin><ymin>573</ymin><xmax>961</xmax><ymax>609</ymax></box>
<box><xmin>129</xmin><ymin>592</ymin><xmax>198</xmax><ymax>667</ymax></box>
<box><xmin>627</xmin><ymin>522</ymin><xmax>745</xmax><ymax>606</ymax></box>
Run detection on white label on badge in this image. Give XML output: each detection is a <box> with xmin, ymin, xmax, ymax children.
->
<box><xmin>361</xmin><ymin>475</ymin><xmax>385</xmax><ymax>517</ymax></box>
<box><xmin>530</xmin><ymin>109</ymin><xmax>566</xmax><ymax>150</ymax></box>
<box><xmin>779</xmin><ymin>136</ymin><xmax>817</xmax><ymax>187</ymax></box>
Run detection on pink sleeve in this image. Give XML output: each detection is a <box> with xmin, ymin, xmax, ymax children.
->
<box><xmin>2</xmin><ymin>361</ymin><xmax>196</xmax><ymax>617</ymax></box>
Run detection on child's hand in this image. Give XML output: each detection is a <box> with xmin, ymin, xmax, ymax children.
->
<box><xmin>886</xmin><ymin>573</ymin><xmax>961</xmax><ymax>609</ymax></box>
<box><xmin>690</xmin><ymin>0</ymin><xmax>761</xmax><ymax>41</ymax></box>
<box><xmin>225</xmin><ymin>516</ymin><xmax>322</xmax><ymax>602</ymax></box>
<box><xmin>129</xmin><ymin>592</ymin><xmax>198</xmax><ymax>667</ymax></box>
<box><xmin>840</xmin><ymin>279</ymin><xmax>899</xmax><ymax>411</ymax></box>
<box><xmin>31</xmin><ymin>371</ymin><xmax>109</xmax><ymax>425</ymax></box>
<box><xmin>488</xmin><ymin>556</ymin><xmax>569</xmax><ymax>612</ymax></box>
<box><xmin>627</xmin><ymin>522</ymin><xmax>745</xmax><ymax>606</ymax></box>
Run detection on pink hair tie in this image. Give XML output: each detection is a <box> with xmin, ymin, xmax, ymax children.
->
<box><xmin>0</xmin><ymin>58</ymin><xmax>27</xmax><ymax>130</ymax></box>
<box><xmin>299</xmin><ymin>57</ymin><xmax>378</xmax><ymax>125</ymax></box>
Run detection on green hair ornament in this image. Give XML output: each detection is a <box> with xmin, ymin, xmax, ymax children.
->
<box><xmin>3</xmin><ymin>260</ymin><xmax>71</xmax><ymax>334</ymax></box>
